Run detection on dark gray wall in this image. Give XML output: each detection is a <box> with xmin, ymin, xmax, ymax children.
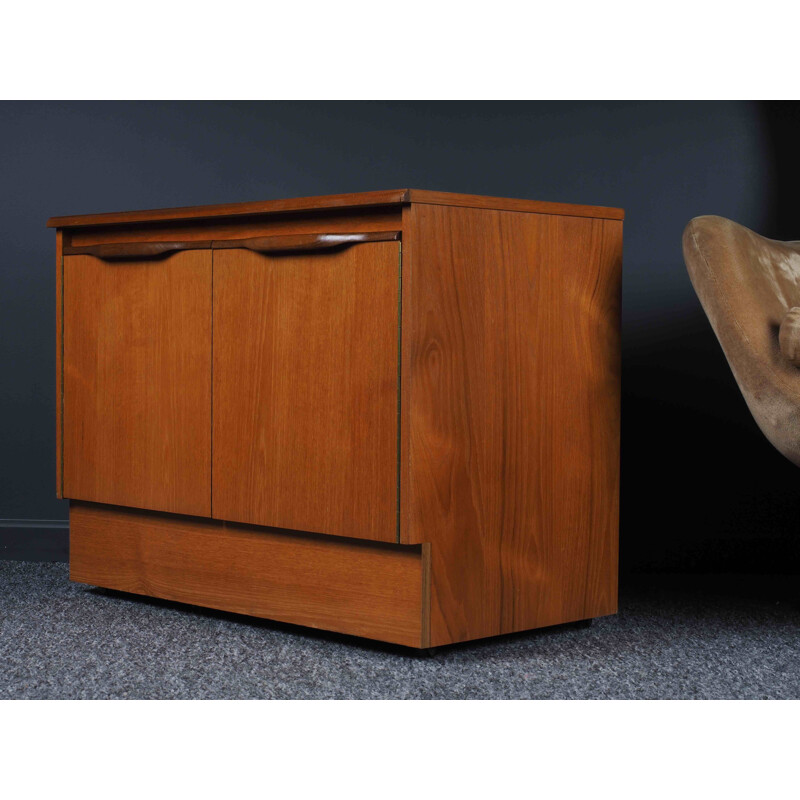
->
<box><xmin>1</xmin><ymin>101</ymin><xmax>797</xmax><ymax>571</ymax></box>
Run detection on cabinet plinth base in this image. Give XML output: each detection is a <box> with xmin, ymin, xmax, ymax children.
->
<box><xmin>69</xmin><ymin>502</ymin><xmax>425</xmax><ymax>648</ymax></box>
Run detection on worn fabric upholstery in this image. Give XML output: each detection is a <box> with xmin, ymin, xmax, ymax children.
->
<box><xmin>779</xmin><ymin>307</ymin><xmax>800</xmax><ymax>367</ymax></box>
<box><xmin>683</xmin><ymin>215</ymin><xmax>800</xmax><ymax>466</ymax></box>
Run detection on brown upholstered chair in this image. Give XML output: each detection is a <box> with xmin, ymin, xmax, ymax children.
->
<box><xmin>683</xmin><ymin>216</ymin><xmax>800</xmax><ymax>466</ymax></box>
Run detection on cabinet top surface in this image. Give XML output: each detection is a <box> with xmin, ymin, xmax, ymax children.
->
<box><xmin>47</xmin><ymin>189</ymin><xmax>624</xmax><ymax>229</ymax></box>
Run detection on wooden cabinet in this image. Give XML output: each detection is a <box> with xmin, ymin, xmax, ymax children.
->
<box><xmin>52</xmin><ymin>190</ymin><xmax>624</xmax><ymax>648</ymax></box>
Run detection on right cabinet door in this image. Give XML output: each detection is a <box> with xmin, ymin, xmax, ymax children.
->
<box><xmin>212</xmin><ymin>241</ymin><xmax>400</xmax><ymax>542</ymax></box>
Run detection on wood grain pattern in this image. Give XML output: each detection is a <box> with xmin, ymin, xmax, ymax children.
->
<box><xmin>48</xmin><ymin>189</ymin><xmax>623</xmax><ymax>229</ymax></box>
<box><xmin>212</xmin><ymin>242</ymin><xmax>399</xmax><ymax>542</ymax></box>
<box><xmin>64</xmin><ymin>240</ymin><xmax>212</xmax><ymax>259</ymax></box>
<box><xmin>402</xmin><ymin>203</ymin><xmax>622</xmax><ymax>646</ymax></box>
<box><xmin>212</xmin><ymin>231</ymin><xmax>400</xmax><ymax>252</ymax></box>
<box><xmin>70</xmin><ymin>501</ymin><xmax>424</xmax><ymax>647</ymax></box>
<box><xmin>63</xmin><ymin>251</ymin><xmax>212</xmax><ymax>516</ymax></box>
<box><xmin>407</xmin><ymin>190</ymin><xmax>624</xmax><ymax>220</ymax></box>
<box><xmin>55</xmin><ymin>229</ymin><xmax>63</xmax><ymax>498</ymax></box>
<box><xmin>67</xmin><ymin>208</ymin><xmax>403</xmax><ymax>247</ymax></box>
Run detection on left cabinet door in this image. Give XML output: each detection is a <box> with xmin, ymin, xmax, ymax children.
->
<box><xmin>63</xmin><ymin>250</ymin><xmax>212</xmax><ymax>516</ymax></box>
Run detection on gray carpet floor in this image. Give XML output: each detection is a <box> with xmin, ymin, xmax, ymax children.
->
<box><xmin>1</xmin><ymin>561</ymin><xmax>799</xmax><ymax>699</ymax></box>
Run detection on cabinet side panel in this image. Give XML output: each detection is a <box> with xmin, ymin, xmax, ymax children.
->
<box><xmin>584</xmin><ymin>219</ymin><xmax>622</xmax><ymax>619</ymax></box>
<box><xmin>405</xmin><ymin>204</ymin><xmax>622</xmax><ymax>646</ymax></box>
<box><xmin>56</xmin><ymin>230</ymin><xmax>63</xmax><ymax>498</ymax></box>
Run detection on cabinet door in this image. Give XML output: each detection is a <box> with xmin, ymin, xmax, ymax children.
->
<box><xmin>63</xmin><ymin>250</ymin><xmax>212</xmax><ymax>516</ymax></box>
<box><xmin>212</xmin><ymin>242</ymin><xmax>399</xmax><ymax>542</ymax></box>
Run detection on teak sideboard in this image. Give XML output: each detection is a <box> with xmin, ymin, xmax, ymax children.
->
<box><xmin>49</xmin><ymin>189</ymin><xmax>624</xmax><ymax>649</ymax></box>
